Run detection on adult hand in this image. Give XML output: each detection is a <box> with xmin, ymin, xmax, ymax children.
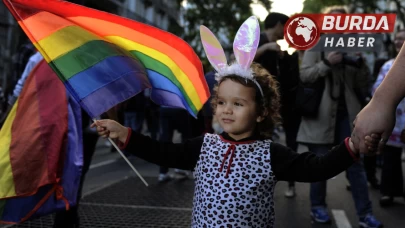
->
<box><xmin>327</xmin><ymin>51</ymin><xmax>343</xmax><ymax>65</ymax></box>
<box><xmin>352</xmin><ymin>99</ymin><xmax>396</xmax><ymax>154</ymax></box>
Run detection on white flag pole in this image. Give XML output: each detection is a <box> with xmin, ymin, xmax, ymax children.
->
<box><xmin>92</xmin><ymin>119</ymin><xmax>148</xmax><ymax>187</ymax></box>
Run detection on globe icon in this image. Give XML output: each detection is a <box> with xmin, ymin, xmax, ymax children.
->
<box><xmin>285</xmin><ymin>16</ymin><xmax>319</xmax><ymax>49</ymax></box>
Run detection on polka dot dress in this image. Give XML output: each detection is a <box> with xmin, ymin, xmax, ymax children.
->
<box><xmin>192</xmin><ymin>134</ymin><xmax>276</xmax><ymax>228</ymax></box>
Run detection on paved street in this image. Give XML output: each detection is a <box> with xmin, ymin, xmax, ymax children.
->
<box><xmin>3</xmin><ymin>134</ymin><xmax>405</xmax><ymax>228</ymax></box>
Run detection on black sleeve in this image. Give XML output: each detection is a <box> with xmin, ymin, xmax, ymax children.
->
<box><xmin>123</xmin><ymin>130</ymin><xmax>204</xmax><ymax>171</ymax></box>
<box><xmin>271</xmin><ymin>141</ymin><xmax>356</xmax><ymax>182</ymax></box>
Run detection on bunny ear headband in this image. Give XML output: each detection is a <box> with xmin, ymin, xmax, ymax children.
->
<box><xmin>200</xmin><ymin>16</ymin><xmax>263</xmax><ymax>96</ymax></box>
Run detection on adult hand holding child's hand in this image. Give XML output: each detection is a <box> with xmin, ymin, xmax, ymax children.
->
<box><xmin>90</xmin><ymin>119</ymin><xmax>128</xmax><ymax>143</ymax></box>
<box><xmin>349</xmin><ymin>134</ymin><xmax>381</xmax><ymax>155</ymax></box>
<box><xmin>352</xmin><ymin>99</ymin><xmax>395</xmax><ymax>154</ymax></box>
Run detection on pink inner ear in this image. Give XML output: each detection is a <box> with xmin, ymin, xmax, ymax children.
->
<box><xmin>233</xmin><ymin>16</ymin><xmax>260</xmax><ymax>69</ymax></box>
<box><xmin>200</xmin><ymin>25</ymin><xmax>227</xmax><ymax>72</ymax></box>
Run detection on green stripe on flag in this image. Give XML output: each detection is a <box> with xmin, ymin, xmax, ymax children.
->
<box><xmin>50</xmin><ymin>40</ymin><xmax>133</xmax><ymax>81</ymax></box>
<box><xmin>129</xmin><ymin>50</ymin><xmax>197</xmax><ymax>114</ymax></box>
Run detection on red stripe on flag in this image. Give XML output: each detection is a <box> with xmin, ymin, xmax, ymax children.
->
<box><xmin>9</xmin><ymin>61</ymin><xmax>68</xmax><ymax>195</ymax></box>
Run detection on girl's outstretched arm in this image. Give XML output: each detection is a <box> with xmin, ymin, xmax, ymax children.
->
<box><xmin>92</xmin><ymin>119</ymin><xmax>203</xmax><ymax>171</ymax></box>
<box><xmin>270</xmin><ymin>140</ymin><xmax>356</xmax><ymax>182</ymax></box>
<box><xmin>271</xmin><ymin>135</ymin><xmax>378</xmax><ymax>182</ymax></box>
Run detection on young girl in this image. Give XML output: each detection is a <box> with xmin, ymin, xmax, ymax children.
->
<box><xmin>92</xmin><ymin>16</ymin><xmax>379</xmax><ymax>228</ymax></box>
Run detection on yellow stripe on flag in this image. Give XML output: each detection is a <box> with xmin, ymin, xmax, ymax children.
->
<box><xmin>0</xmin><ymin>101</ymin><xmax>18</xmax><ymax>198</ymax></box>
<box><xmin>36</xmin><ymin>25</ymin><xmax>101</xmax><ymax>62</ymax></box>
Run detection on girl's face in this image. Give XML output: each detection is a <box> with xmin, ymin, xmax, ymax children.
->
<box><xmin>215</xmin><ymin>79</ymin><xmax>263</xmax><ymax>140</ymax></box>
<box><xmin>394</xmin><ymin>31</ymin><xmax>405</xmax><ymax>53</ymax></box>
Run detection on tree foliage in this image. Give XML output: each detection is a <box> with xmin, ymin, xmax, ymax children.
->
<box><xmin>173</xmin><ymin>0</ymin><xmax>272</xmax><ymax>71</ymax></box>
<box><xmin>302</xmin><ymin>0</ymin><xmax>405</xmax><ymax>24</ymax></box>
<box><xmin>302</xmin><ymin>0</ymin><xmax>343</xmax><ymax>13</ymax></box>
<box><xmin>303</xmin><ymin>0</ymin><xmax>380</xmax><ymax>13</ymax></box>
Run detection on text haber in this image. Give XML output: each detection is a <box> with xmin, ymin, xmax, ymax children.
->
<box><xmin>324</xmin><ymin>37</ymin><xmax>375</xmax><ymax>48</ymax></box>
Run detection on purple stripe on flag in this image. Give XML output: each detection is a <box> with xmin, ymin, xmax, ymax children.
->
<box><xmin>150</xmin><ymin>90</ymin><xmax>188</xmax><ymax>111</ymax></box>
<box><xmin>80</xmin><ymin>72</ymin><xmax>151</xmax><ymax>118</ymax></box>
<box><xmin>146</xmin><ymin>69</ymin><xmax>194</xmax><ymax>117</ymax></box>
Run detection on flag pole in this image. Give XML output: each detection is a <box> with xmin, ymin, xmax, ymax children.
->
<box><xmin>93</xmin><ymin>119</ymin><xmax>149</xmax><ymax>187</ymax></box>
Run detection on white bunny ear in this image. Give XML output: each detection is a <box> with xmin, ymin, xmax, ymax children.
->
<box><xmin>233</xmin><ymin>16</ymin><xmax>260</xmax><ymax>70</ymax></box>
<box><xmin>200</xmin><ymin>25</ymin><xmax>228</xmax><ymax>73</ymax></box>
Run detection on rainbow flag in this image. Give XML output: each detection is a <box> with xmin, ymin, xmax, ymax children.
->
<box><xmin>4</xmin><ymin>0</ymin><xmax>209</xmax><ymax>118</ymax></box>
<box><xmin>0</xmin><ymin>60</ymin><xmax>83</xmax><ymax>223</ymax></box>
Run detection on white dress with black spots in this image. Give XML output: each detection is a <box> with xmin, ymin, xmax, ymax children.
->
<box><xmin>192</xmin><ymin>133</ymin><xmax>276</xmax><ymax>228</ymax></box>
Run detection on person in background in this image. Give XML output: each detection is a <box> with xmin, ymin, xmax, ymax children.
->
<box><xmin>0</xmin><ymin>51</ymin><xmax>43</xmax><ymax>126</ymax></box>
<box><xmin>254</xmin><ymin>12</ymin><xmax>301</xmax><ymax>198</ymax></box>
<box><xmin>0</xmin><ymin>41</ymin><xmax>35</xmax><ymax>117</ymax></box>
<box><xmin>144</xmin><ymin>89</ymin><xmax>160</xmax><ymax>140</ymax></box>
<box><xmin>371</xmin><ymin>29</ymin><xmax>405</xmax><ymax>207</ymax></box>
<box><xmin>123</xmin><ymin>93</ymin><xmax>146</xmax><ymax>134</ymax></box>
<box><xmin>157</xmin><ymin>106</ymin><xmax>192</xmax><ymax>182</ymax></box>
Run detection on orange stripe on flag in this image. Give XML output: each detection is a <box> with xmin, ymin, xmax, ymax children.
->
<box><xmin>21</xmin><ymin>11</ymin><xmax>74</xmax><ymax>41</ymax></box>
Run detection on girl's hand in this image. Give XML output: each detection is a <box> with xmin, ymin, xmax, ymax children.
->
<box><xmin>90</xmin><ymin>119</ymin><xmax>128</xmax><ymax>143</ymax></box>
<box><xmin>364</xmin><ymin>133</ymin><xmax>381</xmax><ymax>155</ymax></box>
<box><xmin>349</xmin><ymin>134</ymin><xmax>380</xmax><ymax>155</ymax></box>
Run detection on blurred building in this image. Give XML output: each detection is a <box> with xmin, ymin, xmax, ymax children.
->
<box><xmin>0</xmin><ymin>4</ymin><xmax>19</xmax><ymax>92</ymax></box>
<box><xmin>0</xmin><ymin>0</ymin><xmax>182</xmax><ymax>100</ymax></box>
<box><xmin>84</xmin><ymin>0</ymin><xmax>181</xmax><ymax>30</ymax></box>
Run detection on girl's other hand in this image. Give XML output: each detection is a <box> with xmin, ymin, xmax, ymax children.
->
<box><xmin>364</xmin><ymin>133</ymin><xmax>381</xmax><ymax>155</ymax></box>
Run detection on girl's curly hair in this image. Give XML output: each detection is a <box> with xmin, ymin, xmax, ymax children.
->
<box><xmin>211</xmin><ymin>62</ymin><xmax>282</xmax><ymax>139</ymax></box>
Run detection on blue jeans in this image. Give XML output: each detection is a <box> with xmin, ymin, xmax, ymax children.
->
<box><xmin>308</xmin><ymin>110</ymin><xmax>372</xmax><ymax>218</ymax></box>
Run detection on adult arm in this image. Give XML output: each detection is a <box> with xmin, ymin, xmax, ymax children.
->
<box><xmin>352</xmin><ymin>44</ymin><xmax>405</xmax><ymax>153</ymax></box>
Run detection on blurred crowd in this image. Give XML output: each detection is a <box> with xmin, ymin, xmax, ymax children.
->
<box><xmin>0</xmin><ymin>5</ymin><xmax>404</xmax><ymax>228</ymax></box>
